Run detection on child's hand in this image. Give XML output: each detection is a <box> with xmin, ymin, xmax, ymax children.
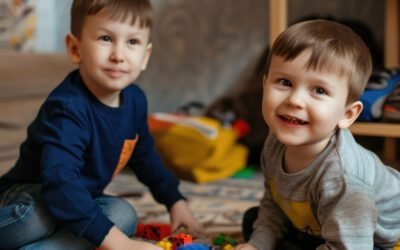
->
<box><xmin>169</xmin><ymin>199</ymin><xmax>204</xmax><ymax>235</ymax></box>
<box><xmin>126</xmin><ymin>241</ymin><xmax>163</xmax><ymax>250</ymax></box>
<box><xmin>233</xmin><ymin>243</ymin><xmax>258</xmax><ymax>250</ymax></box>
<box><xmin>99</xmin><ymin>226</ymin><xmax>162</xmax><ymax>250</ymax></box>
<box><xmin>100</xmin><ymin>240</ymin><xmax>162</xmax><ymax>250</ymax></box>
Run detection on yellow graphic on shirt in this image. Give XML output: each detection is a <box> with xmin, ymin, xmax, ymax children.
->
<box><xmin>269</xmin><ymin>180</ymin><xmax>321</xmax><ymax>236</ymax></box>
<box><xmin>113</xmin><ymin>135</ymin><xmax>138</xmax><ymax>177</ymax></box>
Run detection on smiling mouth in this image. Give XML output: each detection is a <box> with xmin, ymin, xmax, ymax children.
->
<box><xmin>279</xmin><ymin>115</ymin><xmax>309</xmax><ymax>125</ymax></box>
<box><xmin>104</xmin><ymin>68</ymin><xmax>126</xmax><ymax>77</ymax></box>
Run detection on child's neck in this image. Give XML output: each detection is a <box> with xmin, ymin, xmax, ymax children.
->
<box><xmin>283</xmin><ymin>136</ymin><xmax>332</xmax><ymax>174</ymax></box>
<box><xmin>86</xmin><ymin>83</ymin><xmax>121</xmax><ymax>108</ymax></box>
<box><xmin>98</xmin><ymin>93</ymin><xmax>120</xmax><ymax>108</ymax></box>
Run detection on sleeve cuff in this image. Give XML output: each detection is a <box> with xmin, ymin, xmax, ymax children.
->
<box><xmin>83</xmin><ymin>212</ymin><xmax>115</xmax><ymax>246</ymax></box>
<box><xmin>162</xmin><ymin>188</ymin><xmax>186</xmax><ymax>210</ymax></box>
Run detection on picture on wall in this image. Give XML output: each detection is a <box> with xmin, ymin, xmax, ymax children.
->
<box><xmin>0</xmin><ymin>0</ymin><xmax>36</xmax><ymax>51</ymax></box>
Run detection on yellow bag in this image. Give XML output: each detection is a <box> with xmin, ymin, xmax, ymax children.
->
<box><xmin>149</xmin><ymin>113</ymin><xmax>248</xmax><ymax>183</ymax></box>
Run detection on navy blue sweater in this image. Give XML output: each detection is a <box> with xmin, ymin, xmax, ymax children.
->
<box><xmin>0</xmin><ymin>70</ymin><xmax>184</xmax><ymax>245</ymax></box>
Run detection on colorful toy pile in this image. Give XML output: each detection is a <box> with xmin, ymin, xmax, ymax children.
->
<box><xmin>135</xmin><ymin>223</ymin><xmax>238</xmax><ymax>250</ymax></box>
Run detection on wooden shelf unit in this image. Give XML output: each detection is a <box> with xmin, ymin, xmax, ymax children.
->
<box><xmin>350</xmin><ymin>123</ymin><xmax>399</xmax><ymax>162</ymax></box>
<box><xmin>269</xmin><ymin>0</ymin><xmax>400</xmax><ymax>163</ymax></box>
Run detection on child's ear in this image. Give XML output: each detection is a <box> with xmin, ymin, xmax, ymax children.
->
<box><xmin>338</xmin><ymin>100</ymin><xmax>363</xmax><ymax>129</ymax></box>
<box><xmin>65</xmin><ymin>33</ymin><xmax>81</xmax><ymax>64</ymax></box>
<box><xmin>140</xmin><ymin>43</ymin><xmax>153</xmax><ymax>71</ymax></box>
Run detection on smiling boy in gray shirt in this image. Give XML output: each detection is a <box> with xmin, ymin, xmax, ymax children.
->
<box><xmin>235</xmin><ymin>20</ymin><xmax>400</xmax><ymax>250</ymax></box>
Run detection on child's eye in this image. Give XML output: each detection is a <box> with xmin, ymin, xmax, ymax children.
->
<box><xmin>314</xmin><ymin>87</ymin><xmax>328</xmax><ymax>95</ymax></box>
<box><xmin>128</xmin><ymin>39</ymin><xmax>140</xmax><ymax>45</ymax></box>
<box><xmin>279</xmin><ymin>78</ymin><xmax>292</xmax><ymax>87</ymax></box>
<box><xmin>99</xmin><ymin>36</ymin><xmax>112</xmax><ymax>42</ymax></box>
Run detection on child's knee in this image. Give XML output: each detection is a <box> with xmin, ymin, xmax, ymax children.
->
<box><xmin>102</xmin><ymin>197</ymin><xmax>137</xmax><ymax>236</ymax></box>
<box><xmin>0</xmin><ymin>190</ymin><xmax>56</xmax><ymax>249</ymax></box>
<box><xmin>115</xmin><ymin>199</ymin><xmax>137</xmax><ymax>236</ymax></box>
<box><xmin>3</xmin><ymin>192</ymin><xmax>35</xmax><ymax>220</ymax></box>
<box><xmin>117</xmin><ymin>198</ymin><xmax>137</xmax><ymax>222</ymax></box>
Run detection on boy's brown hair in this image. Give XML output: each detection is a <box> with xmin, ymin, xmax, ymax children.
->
<box><xmin>265</xmin><ymin>19</ymin><xmax>373</xmax><ymax>104</ymax></box>
<box><xmin>70</xmin><ymin>0</ymin><xmax>153</xmax><ymax>39</ymax></box>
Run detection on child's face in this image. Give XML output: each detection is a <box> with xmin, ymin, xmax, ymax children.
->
<box><xmin>262</xmin><ymin>51</ymin><xmax>358</xmax><ymax>148</ymax></box>
<box><xmin>67</xmin><ymin>11</ymin><xmax>152</xmax><ymax>102</ymax></box>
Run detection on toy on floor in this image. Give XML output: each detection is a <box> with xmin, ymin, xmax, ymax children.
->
<box><xmin>134</xmin><ymin>223</ymin><xmax>239</xmax><ymax>250</ymax></box>
<box><xmin>176</xmin><ymin>243</ymin><xmax>210</xmax><ymax>249</ymax></box>
<box><xmin>135</xmin><ymin>223</ymin><xmax>172</xmax><ymax>241</ymax></box>
<box><xmin>156</xmin><ymin>238</ymin><xmax>174</xmax><ymax>250</ymax></box>
<box><xmin>212</xmin><ymin>234</ymin><xmax>238</xmax><ymax>247</ymax></box>
<box><xmin>156</xmin><ymin>233</ymin><xmax>193</xmax><ymax>250</ymax></box>
<box><xmin>154</xmin><ymin>233</ymin><xmax>239</xmax><ymax>250</ymax></box>
<box><xmin>176</xmin><ymin>243</ymin><xmax>234</xmax><ymax>250</ymax></box>
<box><xmin>170</xmin><ymin>233</ymin><xmax>193</xmax><ymax>248</ymax></box>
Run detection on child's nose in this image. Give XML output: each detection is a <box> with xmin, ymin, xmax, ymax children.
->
<box><xmin>286</xmin><ymin>90</ymin><xmax>306</xmax><ymax>108</ymax></box>
<box><xmin>110</xmin><ymin>45</ymin><xmax>124</xmax><ymax>63</ymax></box>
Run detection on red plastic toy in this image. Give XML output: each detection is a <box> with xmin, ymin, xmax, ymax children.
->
<box><xmin>135</xmin><ymin>223</ymin><xmax>172</xmax><ymax>241</ymax></box>
<box><xmin>169</xmin><ymin>233</ymin><xmax>193</xmax><ymax>249</ymax></box>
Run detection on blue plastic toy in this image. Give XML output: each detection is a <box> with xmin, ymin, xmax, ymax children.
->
<box><xmin>177</xmin><ymin>243</ymin><xmax>210</xmax><ymax>250</ymax></box>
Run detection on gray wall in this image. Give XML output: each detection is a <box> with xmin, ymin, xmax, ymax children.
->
<box><xmin>33</xmin><ymin>0</ymin><xmax>385</xmax><ymax>112</ymax></box>
<box><xmin>140</xmin><ymin>0</ymin><xmax>384</xmax><ymax>112</ymax></box>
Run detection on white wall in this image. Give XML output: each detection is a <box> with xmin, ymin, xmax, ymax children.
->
<box><xmin>35</xmin><ymin>0</ymin><xmax>71</xmax><ymax>52</ymax></box>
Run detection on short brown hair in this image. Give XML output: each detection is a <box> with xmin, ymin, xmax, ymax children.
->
<box><xmin>70</xmin><ymin>0</ymin><xmax>153</xmax><ymax>39</ymax></box>
<box><xmin>265</xmin><ymin>20</ymin><xmax>373</xmax><ymax>104</ymax></box>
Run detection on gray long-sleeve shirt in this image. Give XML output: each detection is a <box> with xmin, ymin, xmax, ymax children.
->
<box><xmin>249</xmin><ymin>129</ymin><xmax>400</xmax><ymax>250</ymax></box>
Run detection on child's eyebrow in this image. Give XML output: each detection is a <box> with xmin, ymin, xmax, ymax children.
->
<box><xmin>309</xmin><ymin>78</ymin><xmax>333</xmax><ymax>86</ymax></box>
<box><xmin>127</xmin><ymin>31</ymin><xmax>147</xmax><ymax>37</ymax></box>
<box><xmin>307</xmin><ymin>75</ymin><xmax>340</xmax><ymax>90</ymax></box>
<box><xmin>95</xmin><ymin>27</ymin><xmax>146</xmax><ymax>38</ymax></box>
<box><xmin>95</xmin><ymin>27</ymin><xmax>113</xmax><ymax>33</ymax></box>
<box><xmin>268</xmin><ymin>69</ymin><xmax>292</xmax><ymax>77</ymax></box>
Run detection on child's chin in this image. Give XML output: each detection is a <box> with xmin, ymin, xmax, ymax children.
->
<box><xmin>275</xmin><ymin>134</ymin><xmax>304</xmax><ymax>146</ymax></box>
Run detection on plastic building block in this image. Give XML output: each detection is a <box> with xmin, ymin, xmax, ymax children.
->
<box><xmin>177</xmin><ymin>243</ymin><xmax>210</xmax><ymax>249</ymax></box>
<box><xmin>212</xmin><ymin>234</ymin><xmax>237</xmax><ymax>246</ymax></box>
<box><xmin>155</xmin><ymin>233</ymin><xmax>195</xmax><ymax>250</ymax></box>
<box><xmin>223</xmin><ymin>244</ymin><xmax>233</xmax><ymax>250</ymax></box>
<box><xmin>156</xmin><ymin>239</ymin><xmax>173</xmax><ymax>250</ymax></box>
<box><xmin>169</xmin><ymin>233</ymin><xmax>193</xmax><ymax>249</ymax></box>
<box><xmin>135</xmin><ymin>223</ymin><xmax>172</xmax><ymax>241</ymax></box>
<box><xmin>213</xmin><ymin>234</ymin><xmax>225</xmax><ymax>246</ymax></box>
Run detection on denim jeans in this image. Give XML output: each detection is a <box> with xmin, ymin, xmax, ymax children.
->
<box><xmin>0</xmin><ymin>184</ymin><xmax>137</xmax><ymax>250</ymax></box>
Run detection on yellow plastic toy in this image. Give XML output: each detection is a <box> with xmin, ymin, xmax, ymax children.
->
<box><xmin>149</xmin><ymin>113</ymin><xmax>248</xmax><ymax>183</ymax></box>
<box><xmin>156</xmin><ymin>238</ymin><xmax>173</xmax><ymax>250</ymax></box>
<box><xmin>223</xmin><ymin>244</ymin><xmax>234</xmax><ymax>250</ymax></box>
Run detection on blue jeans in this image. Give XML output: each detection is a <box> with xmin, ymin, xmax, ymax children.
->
<box><xmin>0</xmin><ymin>184</ymin><xmax>137</xmax><ymax>250</ymax></box>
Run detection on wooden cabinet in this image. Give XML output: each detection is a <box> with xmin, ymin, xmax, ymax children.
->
<box><xmin>351</xmin><ymin>0</ymin><xmax>399</xmax><ymax>164</ymax></box>
<box><xmin>269</xmin><ymin>0</ymin><xmax>400</xmax><ymax>163</ymax></box>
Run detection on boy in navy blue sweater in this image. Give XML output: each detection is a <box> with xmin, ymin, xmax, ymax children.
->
<box><xmin>0</xmin><ymin>0</ymin><xmax>202</xmax><ymax>249</ymax></box>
